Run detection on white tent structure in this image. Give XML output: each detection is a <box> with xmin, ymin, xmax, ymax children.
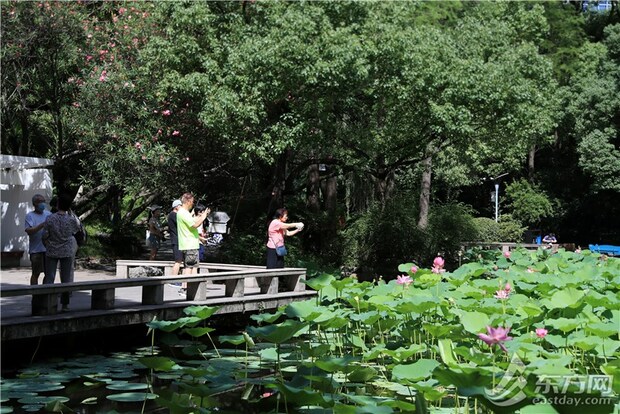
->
<box><xmin>1</xmin><ymin>155</ymin><xmax>54</xmax><ymax>267</ymax></box>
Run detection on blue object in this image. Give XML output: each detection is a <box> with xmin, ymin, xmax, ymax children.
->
<box><xmin>588</xmin><ymin>244</ymin><xmax>620</xmax><ymax>255</ymax></box>
<box><xmin>535</xmin><ymin>236</ymin><xmax>542</xmax><ymax>245</ymax></box>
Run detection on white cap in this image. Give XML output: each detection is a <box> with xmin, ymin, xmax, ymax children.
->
<box><xmin>171</xmin><ymin>200</ymin><xmax>182</xmax><ymax>208</ymax></box>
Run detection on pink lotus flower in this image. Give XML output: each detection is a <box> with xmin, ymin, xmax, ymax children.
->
<box><xmin>172</xmin><ymin>130</ymin><xmax>180</xmax><ymax>136</ymax></box>
<box><xmin>478</xmin><ymin>326</ymin><xmax>512</xmax><ymax>352</ymax></box>
<box><xmin>410</xmin><ymin>265</ymin><xmax>418</xmax><ymax>274</ymax></box>
<box><xmin>494</xmin><ymin>289</ymin><xmax>509</xmax><ymax>300</ymax></box>
<box><xmin>134</xmin><ymin>142</ymin><xmax>142</xmax><ymax>150</ymax></box>
<box><xmin>535</xmin><ymin>328</ymin><xmax>548</xmax><ymax>338</ymax></box>
<box><xmin>504</xmin><ymin>282</ymin><xmax>512</xmax><ymax>293</ymax></box>
<box><xmin>396</xmin><ymin>275</ymin><xmax>412</xmax><ymax>286</ymax></box>
<box><xmin>162</xmin><ymin>109</ymin><xmax>171</xmax><ymax>116</ymax></box>
<box><xmin>98</xmin><ymin>70</ymin><xmax>107</xmax><ymax>82</ymax></box>
<box><xmin>503</xmin><ymin>251</ymin><xmax>511</xmax><ymax>258</ymax></box>
<box><xmin>431</xmin><ymin>256</ymin><xmax>445</xmax><ymax>274</ymax></box>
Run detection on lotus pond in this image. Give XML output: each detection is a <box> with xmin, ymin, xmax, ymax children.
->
<box><xmin>1</xmin><ymin>248</ymin><xmax>619</xmax><ymax>413</ymax></box>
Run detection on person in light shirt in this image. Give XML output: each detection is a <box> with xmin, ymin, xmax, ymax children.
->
<box><xmin>176</xmin><ymin>193</ymin><xmax>209</xmax><ymax>275</ymax></box>
<box><xmin>25</xmin><ymin>194</ymin><xmax>51</xmax><ymax>285</ymax></box>
<box><xmin>266</xmin><ymin>208</ymin><xmax>304</xmax><ymax>269</ymax></box>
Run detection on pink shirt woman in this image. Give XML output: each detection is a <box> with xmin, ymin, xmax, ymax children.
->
<box><xmin>266</xmin><ymin>208</ymin><xmax>304</xmax><ymax>269</ymax></box>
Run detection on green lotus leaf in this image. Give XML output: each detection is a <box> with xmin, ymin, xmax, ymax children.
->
<box><xmin>17</xmin><ymin>396</ymin><xmax>69</xmax><ymax>404</ymax></box>
<box><xmin>518</xmin><ymin>404</ymin><xmax>560</xmax><ymax>413</ymax></box>
<box><xmin>105</xmin><ymin>392</ymin><xmax>157</xmax><ymax>402</ymax></box>
<box><xmin>398</xmin><ymin>262</ymin><xmax>418</xmax><ymax>274</ymax></box>
<box><xmin>349</xmin><ymin>311</ymin><xmax>381</xmax><ymax>325</ymax></box>
<box><xmin>183</xmin><ymin>305</ymin><xmax>220</xmax><ymax>319</ymax></box>
<box><xmin>153</xmin><ymin>373</ymin><xmax>182</xmax><ymax>380</ymax></box>
<box><xmin>0</xmin><ymin>407</ymin><xmax>13</xmax><ymax>413</ymax></box>
<box><xmin>106</xmin><ymin>383</ymin><xmax>148</xmax><ymax>391</ymax></box>
<box><xmin>285</xmin><ymin>300</ymin><xmax>325</xmax><ymax>321</ymax></box>
<box><xmin>531</xmin><ymin>361</ymin><xmax>574</xmax><ymax>376</ymax></box>
<box><xmin>450</xmin><ymin>262</ymin><xmax>487</xmax><ymax>284</ymax></box>
<box><xmin>417</xmin><ymin>273</ymin><xmax>442</xmax><ymax>286</ymax></box>
<box><xmin>396</xmin><ymin>296</ymin><xmax>441</xmax><ymax>314</ymax></box>
<box><xmin>3</xmin><ymin>382</ymin><xmax>64</xmax><ymax>393</ymax></box>
<box><xmin>453</xmin><ymin>284</ymin><xmax>485</xmax><ymax>299</ymax></box>
<box><xmin>304</xmin><ymin>273</ymin><xmax>335</xmax><ymax>291</ymax></box>
<box><xmin>586</xmin><ymin>322</ymin><xmax>619</xmax><ymax>337</ymax></box>
<box><xmin>541</xmin><ymin>288</ymin><xmax>585</xmax><ymax>309</ymax></box>
<box><xmin>20</xmin><ymin>405</ymin><xmax>42</xmax><ymax>412</ymax></box>
<box><xmin>182</xmin><ymin>327</ymin><xmax>215</xmax><ymax>338</ymax></box>
<box><xmin>595</xmin><ymin>338</ymin><xmax>620</xmax><ymax>357</ymax></box>
<box><xmin>457</xmin><ymin>310</ymin><xmax>490</xmax><ymax>335</ymax></box>
<box><xmin>601</xmin><ymin>360</ymin><xmax>620</xmax><ymax>394</ymax></box>
<box><xmin>335</xmin><ymin>399</ymin><xmax>392</xmax><ymax>413</ymax></box>
<box><xmin>515</xmin><ymin>281</ymin><xmax>537</xmax><ymax>293</ymax></box>
<box><xmin>423</xmin><ymin>323</ymin><xmax>460</xmax><ymax>338</ymax></box>
<box><xmin>409</xmin><ymin>379</ymin><xmax>447</xmax><ymax>401</ymax></box>
<box><xmin>146</xmin><ymin>317</ymin><xmax>201</xmax><ymax>332</ymax></box>
<box><xmin>258</xmin><ymin>347</ymin><xmax>279</xmax><ymax>361</ymax></box>
<box><xmin>392</xmin><ymin>359</ymin><xmax>440</xmax><ymax>382</ymax></box>
<box><xmin>377</xmin><ymin>399</ymin><xmax>417</xmax><ymax>412</ymax></box>
<box><xmin>249</xmin><ymin>309</ymin><xmax>283</xmax><ymax>324</ymax></box>
<box><xmin>383</xmin><ymin>344</ymin><xmax>427</xmax><ymax>362</ymax></box>
<box><xmin>300</xmin><ymin>343</ymin><xmax>333</xmax><ymax>358</ymax></box>
<box><xmin>314</xmin><ymin>356</ymin><xmax>359</xmax><ymax>373</ymax></box>
<box><xmin>137</xmin><ymin>356</ymin><xmax>178</xmax><ymax>371</ymax></box>
<box><xmin>80</xmin><ymin>397</ymin><xmax>97</xmax><ymax>404</ymax></box>
<box><xmin>549</xmin><ymin>318</ymin><xmax>582</xmax><ymax>333</ymax></box>
<box><xmin>273</xmin><ymin>382</ymin><xmax>331</xmax><ymax>407</ymax></box>
<box><xmin>218</xmin><ymin>335</ymin><xmax>245</xmax><ymax>346</ymax></box>
<box><xmin>347</xmin><ymin>367</ymin><xmax>378</xmax><ymax>382</ymax></box>
<box><xmin>247</xmin><ymin>319</ymin><xmax>308</xmax><ymax>344</ymax></box>
<box><xmin>438</xmin><ymin>339</ymin><xmax>458</xmax><ymax>367</ymax></box>
<box><xmin>542</xmin><ymin>334</ymin><xmax>568</xmax><ymax>348</ymax></box>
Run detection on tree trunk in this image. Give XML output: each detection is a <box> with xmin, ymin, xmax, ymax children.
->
<box><xmin>417</xmin><ymin>153</ymin><xmax>433</xmax><ymax>230</ymax></box>
<box><xmin>307</xmin><ymin>162</ymin><xmax>321</xmax><ymax>213</ymax></box>
<box><xmin>528</xmin><ymin>144</ymin><xmax>536</xmax><ymax>181</ymax></box>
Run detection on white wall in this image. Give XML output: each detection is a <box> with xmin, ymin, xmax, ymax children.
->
<box><xmin>1</xmin><ymin>156</ymin><xmax>54</xmax><ymax>266</ymax></box>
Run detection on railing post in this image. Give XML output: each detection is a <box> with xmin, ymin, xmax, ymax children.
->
<box><xmin>116</xmin><ymin>264</ymin><xmax>128</xmax><ymax>278</ymax></box>
<box><xmin>92</xmin><ymin>288</ymin><xmax>115</xmax><ymax>310</ymax></box>
<box><xmin>258</xmin><ymin>277</ymin><xmax>278</xmax><ymax>294</ymax></box>
<box><xmin>186</xmin><ymin>281</ymin><xmax>207</xmax><ymax>301</ymax></box>
<box><xmin>142</xmin><ymin>285</ymin><xmax>164</xmax><ymax>305</ymax></box>
<box><xmin>225</xmin><ymin>279</ymin><xmax>245</xmax><ymax>297</ymax></box>
<box><xmin>32</xmin><ymin>293</ymin><xmax>58</xmax><ymax>316</ymax></box>
<box><xmin>285</xmin><ymin>272</ymin><xmax>305</xmax><ymax>292</ymax></box>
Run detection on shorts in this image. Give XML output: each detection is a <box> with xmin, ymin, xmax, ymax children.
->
<box><xmin>30</xmin><ymin>252</ymin><xmax>45</xmax><ymax>276</ymax></box>
<box><xmin>148</xmin><ymin>235</ymin><xmax>161</xmax><ymax>249</ymax></box>
<box><xmin>183</xmin><ymin>249</ymin><xmax>199</xmax><ymax>268</ymax></box>
<box><xmin>172</xmin><ymin>244</ymin><xmax>183</xmax><ymax>262</ymax></box>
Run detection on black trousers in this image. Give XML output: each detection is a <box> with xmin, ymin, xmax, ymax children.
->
<box><xmin>266</xmin><ymin>247</ymin><xmax>285</xmax><ymax>269</ymax></box>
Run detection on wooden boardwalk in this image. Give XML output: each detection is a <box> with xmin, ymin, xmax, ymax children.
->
<box><xmin>0</xmin><ymin>262</ymin><xmax>316</xmax><ymax>341</ymax></box>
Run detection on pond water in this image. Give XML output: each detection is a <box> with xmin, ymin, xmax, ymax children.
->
<box><xmin>1</xmin><ymin>314</ymin><xmax>258</xmax><ymax>413</ymax></box>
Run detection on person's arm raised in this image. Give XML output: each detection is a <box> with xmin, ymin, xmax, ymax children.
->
<box><xmin>193</xmin><ymin>208</ymin><xmax>211</xmax><ymax>228</ymax></box>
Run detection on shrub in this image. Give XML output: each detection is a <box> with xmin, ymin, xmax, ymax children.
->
<box><xmin>472</xmin><ymin>215</ymin><xmax>525</xmax><ymax>242</ymax></box>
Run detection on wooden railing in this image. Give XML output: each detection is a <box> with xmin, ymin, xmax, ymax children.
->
<box><xmin>1</xmin><ymin>266</ymin><xmax>309</xmax><ymax>316</ymax></box>
<box><xmin>461</xmin><ymin>242</ymin><xmax>555</xmax><ymax>252</ymax></box>
<box><xmin>114</xmin><ymin>260</ymin><xmax>264</xmax><ymax>277</ymax></box>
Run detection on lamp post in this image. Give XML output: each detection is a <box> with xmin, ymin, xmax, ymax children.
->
<box><xmin>491</xmin><ymin>173</ymin><xmax>509</xmax><ymax>222</ymax></box>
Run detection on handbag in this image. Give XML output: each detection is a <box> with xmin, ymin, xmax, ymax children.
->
<box><xmin>71</xmin><ymin>212</ymin><xmax>87</xmax><ymax>246</ymax></box>
<box><xmin>270</xmin><ymin>237</ymin><xmax>288</xmax><ymax>256</ymax></box>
